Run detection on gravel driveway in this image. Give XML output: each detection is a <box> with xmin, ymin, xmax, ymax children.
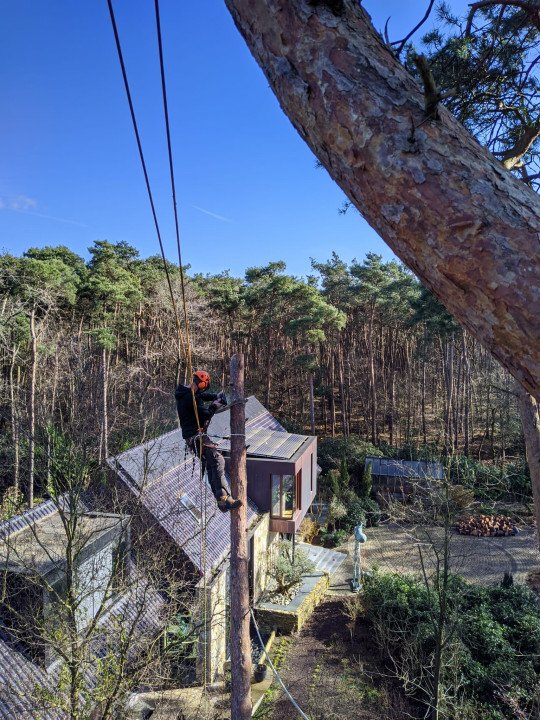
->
<box><xmin>328</xmin><ymin>523</ymin><xmax>539</xmax><ymax>593</ymax></box>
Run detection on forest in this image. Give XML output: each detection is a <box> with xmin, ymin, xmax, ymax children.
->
<box><xmin>0</xmin><ymin>242</ymin><xmax>529</xmax><ymax>513</ymax></box>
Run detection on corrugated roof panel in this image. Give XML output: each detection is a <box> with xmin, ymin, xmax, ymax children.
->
<box><xmin>365</xmin><ymin>456</ymin><xmax>444</xmax><ymax>480</ymax></box>
<box><xmin>0</xmin><ymin>499</ymin><xmax>58</xmax><ymax>540</ymax></box>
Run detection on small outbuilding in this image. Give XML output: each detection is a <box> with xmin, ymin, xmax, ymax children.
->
<box><xmin>365</xmin><ymin>456</ymin><xmax>445</xmax><ymax>500</ymax></box>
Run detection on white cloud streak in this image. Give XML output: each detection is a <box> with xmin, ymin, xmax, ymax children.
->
<box><xmin>192</xmin><ymin>205</ymin><xmax>232</xmax><ymax>223</ymax></box>
<box><xmin>0</xmin><ymin>195</ymin><xmax>88</xmax><ymax>227</ymax></box>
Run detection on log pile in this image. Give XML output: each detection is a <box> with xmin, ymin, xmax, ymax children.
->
<box><xmin>457</xmin><ymin>514</ymin><xmax>518</xmax><ymax>537</ymax></box>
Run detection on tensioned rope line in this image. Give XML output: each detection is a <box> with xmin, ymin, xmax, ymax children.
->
<box><xmin>250</xmin><ymin>608</ymin><xmax>310</xmax><ymax>720</ymax></box>
<box><xmin>106</xmin><ymin>0</ymin><xmax>188</xmax><ymax>371</ymax></box>
<box><xmin>107</xmin><ymin>5</ymin><xmax>309</xmax><ymax>716</ymax></box>
<box><xmin>153</xmin><ymin>0</ymin><xmax>194</xmax><ymax>384</ymax></box>
<box><xmin>152</xmin><ymin>0</ymin><xmax>210</xmax><ymax>690</ymax></box>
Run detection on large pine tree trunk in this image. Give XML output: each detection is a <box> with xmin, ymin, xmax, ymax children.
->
<box><xmin>224</xmin><ymin>0</ymin><xmax>540</xmax><ymax>399</ymax></box>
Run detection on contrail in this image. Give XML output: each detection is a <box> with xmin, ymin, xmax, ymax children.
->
<box><xmin>192</xmin><ymin>205</ymin><xmax>232</xmax><ymax>223</ymax></box>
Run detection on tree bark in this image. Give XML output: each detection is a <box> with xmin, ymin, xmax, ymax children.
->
<box><xmin>309</xmin><ymin>370</ymin><xmax>316</xmax><ymax>436</ymax></box>
<box><xmin>223</xmin><ymin>0</ymin><xmax>540</xmax><ymax>399</ymax></box>
<box><xmin>229</xmin><ymin>353</ymin><xmax>252</xmax><ymax>719</ymax></box>
<box><xmin>517</xmin><ymin>386</ymin><xmax>540</xmax><ymax>549</ymax></box>
<box><xmin>101</xmin><ymin>347</ymin><xmax>109</xmax><ymax>464</ymax></box>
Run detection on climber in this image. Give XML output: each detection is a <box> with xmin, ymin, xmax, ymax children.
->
<box><xmin>175</xmin><ymin>370</ymin><xmax>242</xmax><ymax>513</ymax></box>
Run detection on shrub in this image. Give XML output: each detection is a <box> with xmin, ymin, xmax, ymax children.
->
<box><xmin>359</xmin><ymin>497</ymin><xmax>381</xmax><ymax>527</ymax></box>
<box><xmin>342</xmin><ymin>494</ymin><xmax>366</xmax><ymax>532</ymax></box>
<box><xmin>268</xmin><ymin>541</ymin><xmax>315</xmax><ymax>595</ymax></box>
<box><xmin>339</xmin><ymin>490</ymin><xmax>381</xmax><ymax>530</ymax></box>
<box><xmin>321</xmin><ymin>529</ymin><xmax>348</xmax><ymax>548</ymax></box>
<box><xmin>340</xmin><ymin>455</ymin><xmax>351</xmax><ymax>490</ymax></box>
<box><xmin>299</xmin><ymin>517</ymin><xmax>319</xmax><ymax>544</ymax></box>
<box><xmin>362</xmin><ymin>570</ymin><xmax>540</xmax><ymax>718</ymax></box>
<box><xmin>358</xmin><ymin>461</ymin><xmax>372</xmax><ymax>499</ymax></box>
<box><xmin>328</xmin><ymin>497</ymin><xmax>347</xmax><ymax>529</ymax></box>
<box><xmin>317</xmin><ymin>436</ymin><xmax>381</xmax><ymax>489</ymax></box>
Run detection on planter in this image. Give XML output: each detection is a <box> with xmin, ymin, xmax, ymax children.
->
<box><xmin>254</xmin><ymin>663</ymin><xmax>268</xmax><ymax>683</ymax></box>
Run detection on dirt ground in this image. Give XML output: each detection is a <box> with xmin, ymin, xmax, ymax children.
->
<box><xmin>253</xmin><ymin>599</ymin><xmax>415</xmax><ymax>720</ymax></box>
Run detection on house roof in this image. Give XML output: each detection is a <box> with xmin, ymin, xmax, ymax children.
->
<box><xmin>0</xmin><ymin>586</ymin><xmax>164</xmax><ymax>720</ymax></box>
<box><xmin>0</xmin><ymin>506</ymin><xmax>164</xmax><ymax>720</ymax></box>
<box><xmin>109</xmin><ymin>396</ymin><xmax>300</xmax><ymax>576</ymax></box>
<box><xmin>365</xmin><ymin>456</ymin><xmax>444</xmax><ymax>480</ymax></box>
<box><xmin>0</xmin><ymin>510</ymin><xmax>124</xmax><ymax>577</ymax></box>
<box><xmin>109</xmin><ymin>396</ymin><xmax>286</xmax><ymax>488</ymax></box>
<box><xmin>130</xmin><ymin>457</ymin><xmax>258</xmax><ymax>577</ymax></box>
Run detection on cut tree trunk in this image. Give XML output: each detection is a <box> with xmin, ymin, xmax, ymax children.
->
<box><xmin>224</xmin><ymin>0</ymin><xmax>540</xmax><ymax>400</ymax></box>
<box><xmin>229</xmin><ymin>353</ymin><xmax>252</xmax><ymax>719</ymax></box>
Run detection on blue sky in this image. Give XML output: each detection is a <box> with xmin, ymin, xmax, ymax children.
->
<box><xmin>0</xmin><ymin>1</ymin><xmax>470</xmax><ymax>278</ymax></box>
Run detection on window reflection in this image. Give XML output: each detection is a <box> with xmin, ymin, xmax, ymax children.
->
<box><xmin>282</xmin><ymin>475</ymin><xmax>294</xmax><ymax>518</ymax></box>
<box><xmin>271</xmin><ymin>474</ymin><xmax>295</xmax><ymax>518</ymax></box>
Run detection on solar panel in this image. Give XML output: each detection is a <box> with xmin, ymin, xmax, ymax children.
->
<box><xmin>216</xmin><ymin>429</ymin><xmax>305</xmax><ymax>459</ymax></box>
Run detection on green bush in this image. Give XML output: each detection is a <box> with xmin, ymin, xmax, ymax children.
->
<box><xmin>342</xmin><ymin>493</ymin><xmax>366</xmax><ymax>531</ymax></box>
<box><xmin>362</xmin><ymin>571</ymin><xmax>540</xmax><ymax>718</ymax></box>
<box><xmin>269</xmin><ymin>541</ymin><xmax>316</xmax><ymax>595</ymax></box>
<box><xmin>358</xmin><ymin>461</ymin><xmax>372</xmax><ymax>499</ymax></box>
<box><xmin>448</xmin><ymin>455</ymin><xmax>531</xmax><ymax>501</ymax></box>
<box><xmin>320</xmin><ymin>528</ymin><xmax>348</xmax><ymax>548</ymax></box>
<box><xmin>339</xmin><ymin>490</ymin><xmax>381</xmax><ymax>530</ymax></box>
<box><xmin>317</xmin><ymin>436</ymin><xmax>381</xmax><ymax>489</ymax></box>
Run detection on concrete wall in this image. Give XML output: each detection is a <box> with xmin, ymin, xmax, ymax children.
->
<box><xmin>256</xmin><ymin>572</ymin><xmax>329</xmax><ymax>634</ymax></box>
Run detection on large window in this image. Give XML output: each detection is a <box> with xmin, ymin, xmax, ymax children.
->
<box><xmin>271</xmin><ymin>474</ymin><xmax>294</xmax><ymax>518</ymax></box>
<box><xmin>271</xmin><ymin>471</ymin><xmax>301</xmax><ymax>519</ymax></box>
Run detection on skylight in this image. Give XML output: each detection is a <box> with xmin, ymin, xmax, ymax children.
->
<box><xmin>179</xmin><ymin>494</ymin><xmax>202</xmax><ymax>523</ymax></box>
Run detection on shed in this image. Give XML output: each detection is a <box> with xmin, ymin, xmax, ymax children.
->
<box><xmin>365</xmin><ymin>456</ymin><xmax>445</xmax><ymax>499</ymax></box>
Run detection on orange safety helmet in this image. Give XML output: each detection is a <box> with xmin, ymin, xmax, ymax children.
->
<box><xmin>193</xmin><ymin>370</ymin><xmax>211</xmax><ymax>391</ymax></box>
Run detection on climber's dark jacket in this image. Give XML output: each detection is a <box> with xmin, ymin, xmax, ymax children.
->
<box><xmin>175</xmin><ymin>384</ymin><xmax>218</xmax><ymax>440</ymax></box>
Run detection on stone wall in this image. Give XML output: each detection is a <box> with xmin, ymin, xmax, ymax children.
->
<box><xmin>196</xmin><ymin>567</ymin><xmax>228</xmax><ymax>685</ymax></box>
<box><xmin>255</xmin><ymin>571</ymin><xmax>329</xmax><ymax>634</ymax></box>
<box><xmin>252</xmin><ymin>514</ymin><xmax>279</xmax><ymax>601</ymax></box>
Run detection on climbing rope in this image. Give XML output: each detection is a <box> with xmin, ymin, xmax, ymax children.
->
<box><xmin>106</xmin><ymin>0</ymin><xmax>187</xmax><ymax>373</ymax></box>
<box><xmin>107</xmin><ymin>7</ymin><xmax>311</xmax><ymax>716</ymax></box>
<box><xmin>107</xmin><ymin>0</ymin><xmax>209</xmax><ymax>690</ymax></box>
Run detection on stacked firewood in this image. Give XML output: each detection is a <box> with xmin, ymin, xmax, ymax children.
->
<box><xmin>457</xmin><ymin>514</ymin><xmax>518</xmax><ymax>537</ymax></box>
